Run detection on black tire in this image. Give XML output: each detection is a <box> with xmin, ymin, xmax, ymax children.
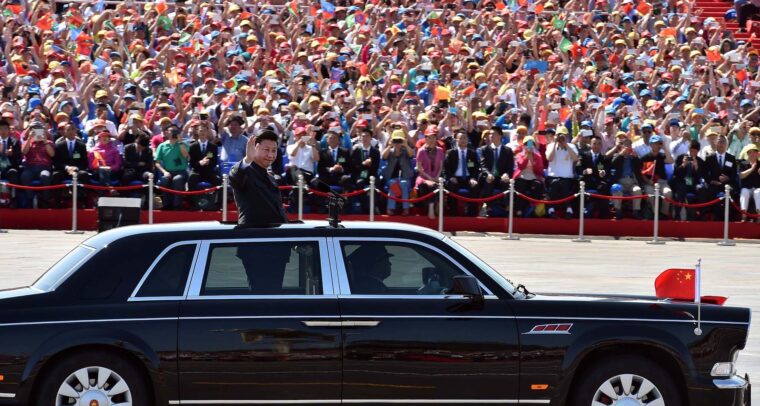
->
<box><xmin>571</xmin><ymin>355</ymin><xmax>683</xmax><ymax>406</ymax></box>
<box><xmin>34</xmin><ymin>350</ymin><xmax>151</xmax><ymax>406</ymax></box>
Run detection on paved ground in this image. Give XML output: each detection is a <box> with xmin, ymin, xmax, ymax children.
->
<box><xmin>0</xmin><ymin>229</ymin><xmax>756</xmax><ymax>398</ymax></box>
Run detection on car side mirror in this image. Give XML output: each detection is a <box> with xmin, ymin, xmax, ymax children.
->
<box><xmin>451</xmin><ymin>275</ymin><xmax>484</xmax><ymax>302</ymax></box>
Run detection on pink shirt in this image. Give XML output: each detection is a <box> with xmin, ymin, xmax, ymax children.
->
<box><xmin>89</xmin><ymin>142</ymin><xmax>123</xmax><ymax>172</ymax></box>
<box><xmin>415</xmin><ymin>146</ymin><xmax>444</xmax><ymax>188</ymax></box>
<box><xmin>23</xmin><ymin>140</ymin><xmax>53</xmax><ymax>167</ymax></box>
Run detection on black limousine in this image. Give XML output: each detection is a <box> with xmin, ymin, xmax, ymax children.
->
<box><xmin>0</xmin><ymin>221</ymin><xmax>750</xmax><ymax>405</ymax></box>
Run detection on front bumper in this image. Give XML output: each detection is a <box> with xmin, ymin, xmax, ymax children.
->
<box><xmin>690</xmin><ymin>372</ymin><xmax>750</xmax><ymax>406</ymax></box>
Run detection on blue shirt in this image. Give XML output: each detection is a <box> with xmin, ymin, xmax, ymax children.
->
<box><xmin>220</xmin><ymin>131</ymin><xmax>249</xmax><ymax>163</ymax></box>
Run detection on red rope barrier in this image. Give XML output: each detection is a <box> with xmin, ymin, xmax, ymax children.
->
<box><xmin>81</xmin><ymin>184</ymin><xmax>145</xmax><ymax>192</ymax></box>
<box><xmin>3</xmin><ymin>182</ymin><xmax>68</xmax><ymax>191</ymax></box>
<box><xmin>731</xmin><ymin>200</ymin><xmax>760</xmax><ymax>218</ymax></box>
<box><xmin>516</xmin><ymin>193</ymin><xmax>577</xmax><ymax>205</ymax></box>
<box><xmin>307</xmin><ymin>188</ymin><xmax>368</xmax><ymax>198</ymax></box>
<box><xmin>156</xmin><ymin>186</ymin><xmax>220</xmax><ymax>195</ymax></box>
<box><xmin>376</xmin><ymin>189</ymin><xmax>438</xmax><ymax>203</ymax></box>
<box><xmin>588</xmin><ymin>193</ymin><xmax>650</xmax><ymax>201</ymax></box>
<box><xmin>278</xmin><ymin>185</ymin><xmax>294</xmax><ymax>191</ymax></box>
<box><xmin>447</xmin><ymin>191</ymin><xmax>507</xmax><ymax>203</ymax></box>
<box><xmin>662</xmin><ymin>196</ymin><xmax>722</xmax><ymax>209</ymax></box>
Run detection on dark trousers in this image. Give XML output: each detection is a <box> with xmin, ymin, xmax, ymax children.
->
<box><xmin>52</xmin><ymin>170</ymin><xmax>91</xmax><ymax>207</ymax></box>
<box><xmin>158</xmin><ymin>170</ymin><xmax>188</xmax><ymax>209</ymax></box>
<box><xmin>188</xmin><ymin>171</ymin><xmax>221</xmax><ymax>190</ymax></box>
<box><xmin>513</xmin><ymin>178</ymin><xmax>545</xmax><ymax>214</ymax></box>
<box><xmin>737</xmin><ymin>2</ymin><xmax>760</xmax><ymax>29</ymax></box>
<box><xmin>445</xmin><ymin>176</ymin><xmax>479</xmax><ymax>215</ymax></box>
<box><xmin>546</xmin><ymin>176</ymin><xmax>576</xmax><ymax>211</ymax></box>
<box><xmin>583</xmin><ymin>180</ymin><xmax>610</xmax><ymax>218</ymax></box>
<box><xmin>20</xmin><ymin>165</ymin><xmax>52</xmax><ymax>208</ymax></box>
<box><xmin>481</xmin><ymin>178</ymin><xmax>509</xmax><ymax>208</ymax></box>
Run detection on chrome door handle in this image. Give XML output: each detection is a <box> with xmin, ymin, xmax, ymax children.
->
<box><xmin>302</xmin><ymin>320</ymin><xmax>380</xmax><ymax>328</ymax></box>
<box><xmin>342</xmin><ymin>320</ymin><xmax>381</xmax><ymax>327</ymax></box>
<box><xmin>302</xmin><ymin>321</ymin><xmax>342</xmax><ymax>327</ymax></box>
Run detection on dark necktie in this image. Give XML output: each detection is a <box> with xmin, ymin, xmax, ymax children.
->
<box><xmin>201</xmin><ymin>143</ymin><xmax>206</xmax><ymax>155</ymax></box>
<box><xmin>460</xmin><ymin>150</ymin><xmax>467</xmax><ymax>177</ymax></box>
<box><xmin>493</xmin><ymin>147</ymin><xmax>499</xmax><ymax>176</ymax></box>
<box><xmin>718</xmin><ymin>155</ymin><xmax>723</xmax><ymax>167</ymax></box>
<box><xmin>3</xmin><ymin>139</ymin><xmax>7</xmax><ymax>153</ymax></box>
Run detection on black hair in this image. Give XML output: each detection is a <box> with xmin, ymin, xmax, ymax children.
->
<box><xmin>0</xmin><ymin>119</ymin><xmax>9</xmax><ymax>128</ymax></box>
<box><xmin>255</xmin><ymin>130</ymin><xmax>279</xmax><ymax>145</ymax></box>
<box><xmin>689</xmin><ymin>140</ymin><xmax>701</xmax><ymax>150</ymax></box>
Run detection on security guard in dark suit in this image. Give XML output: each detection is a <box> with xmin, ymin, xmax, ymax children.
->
<box><xmin>229</xmin><ymin>130</ymin><xmax>287</xmax><ymax>227</ymax></box>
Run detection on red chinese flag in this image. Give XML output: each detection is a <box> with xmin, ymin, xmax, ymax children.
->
<box><xmin>636</xmin><ymin>1</ymin><xmax>652</xmax><ymax>15</ymax></box>
<box><xmin>36</xmin><ymin>13</ymin><xmax>53</xmax><ymax>31</ymax></box>
<box><xmin>737</xmin><ymin>69</ymin><xmax>748</xmax><ymax>82</ymax></box>
<box><xmin>655</xmin><ymin>268</ymin><xmax>695</xmax><ymax>301</ymax></box>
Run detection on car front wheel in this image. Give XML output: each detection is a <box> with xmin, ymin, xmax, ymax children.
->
<box><xmin>35</xmin><ymin>351</ymin><xmax>151</xmax><ymax>406</ymax></box>
<box><xmin>572</xmin><ymin>355</ymin><xmax>682</xmax><ymax>406</ymax></box>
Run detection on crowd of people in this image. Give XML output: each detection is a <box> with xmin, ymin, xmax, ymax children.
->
<box><xmin>0</xmin><ymin>0</ymin><xmax>759</xmax><ymax>221</ymax></box>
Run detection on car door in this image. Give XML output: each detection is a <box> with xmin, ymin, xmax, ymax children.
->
<box><xmin>177</xmin><ymin>237</ymin><xmax>342</xmax><ymax>404</ymax></box>
<box><xmin>330</xmin><ymin>237</ymin><xmax>520</xmax><ymax>404</ymax></box>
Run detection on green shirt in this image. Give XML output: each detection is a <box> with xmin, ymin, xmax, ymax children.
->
<box><xmin>155</xmin><ymin>140</ymin><xmax>188</xmax><ymax>172</ymax></box>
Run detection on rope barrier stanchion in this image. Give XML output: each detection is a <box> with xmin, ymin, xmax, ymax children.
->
<box><xmin>438</xmin><ymin>178</ymin><xmax>444</xmax><ymax>233</ymax></box>
<box><xmin>647</xmin><ymin>183</ymin><xmax>665</xmax><ymax>245</ymax></box>
<box><xmin>572</xmin><ymin>182</ymin><xmax>591</xmax><ymax>243</ymax></box>
<box><xmin>297</xmin><ymin>174</ymin><xmax>304</xmax><ymax>222</ymax></box>
<box><xmin>222</xmin><ymin>174</ymin><xmax>229</xmax><ymax>223</ymax></box>
<box><xmin>717</xmin><ymin>185</ymin><xmax>736</xmax><ymax>247</ymax></box>
<box><xmin>0</xmin><ymin>181</ymin><xmax>7</xmax><ymax>233</ymax></box>
<box><xmin>65</xmin><ymin>173</ymin><xmax>83</xmax><ymax>235</ymax></box>
<box><xmin>147</xmin><ymin>173</ymin><xmax>154</xmax><ymax>225</ymax></box>
<box><xmin>503</xmin><ymin>179</ymin><xmax>519</xmax><ymax>241</ymax></box>
<box><xmin>369</xmin><ymin>176</ymin><xmax>376</xmax><ymax>222</ymax></box>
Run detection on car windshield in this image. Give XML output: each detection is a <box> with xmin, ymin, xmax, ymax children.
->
<box><xmin>441</xmin><ymin>237</ymin><xmax>523</xmax><ymax>299</ymax></box>
<box><xmin>32</xmin><ymin>245</ymin><xmax>96</xmax><ymax>291</ymax></box>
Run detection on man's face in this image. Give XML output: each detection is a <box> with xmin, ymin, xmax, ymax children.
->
<box><xmin>361</xmin><ymin>131</ymin><xmax>372</xmax><ymax>145</ymax></box>
<box><xmin>651</xmin><ymin>141</ymin><xmax>662</xmax><ymax>153</ymax></box>
<box><xmin>0</xmin><ymin>125</ymin><xmax>8</xmax><ymax>137</ymax></box>
<box><xmin>591</xmin><ymin>138</ymin><xmax>602</xmax><ymax>153</ymax></box>
<box><xmin>228</xmin><ymin>120</ymin><xmax>241</xmax><ymax>134</ymax></box>
<box><xmin>325</xmin><ymin>132</ymin><xmax>339</xmax><ymax>148</ymax></box>
<box><xmin>716</xmin><ymin>137</ymin><xmax>728</xmax><ymax>153</ymax></box>
<box><xmin>254</xmin><ymin>139</ymin><xmax>278</xmax><ymax>167</ymax></box>
<box><xmin>457</xmin><ymin>133</ymin><xmax>468</xmax><ymax>149</ymax></box>
<box><xmin>681</xmin><ymin>128</ymin><xmax>691</xmax><ymax>140</ymax></box>
<box><xmin>490</xmin><ymin>131</ymin><xmax>501</xmax><ymax>146</ymax></box>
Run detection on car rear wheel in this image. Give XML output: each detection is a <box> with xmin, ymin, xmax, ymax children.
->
<box><xmin>35</xmin><ymin>351</ymin><xmax>150</xmax><ymax>406</ymax></box>
<box><xmin>572</xmin><ymin>355</ymin><xmax>682</xmax><ymax>406</ymax></box>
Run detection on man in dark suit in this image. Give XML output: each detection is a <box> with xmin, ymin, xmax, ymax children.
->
<box><xmin>188</xmin><ymin>129</ymin><xmax>221</xmax><ymax>190</ymax></box>
<box><xmin>52</xmin><ymin>123</ymin><xmax>91</xmax><ymax>185</ymax></box>
<box><xmin>316</xmin><ymin>130</ymin><xmax>352</xmax><ymax>190</ymax></box>
<box><xmin>704</xmin><ymin>134</ymin><xmax>739</xmax><ymax>218</ymax></box>
<box><xmin>577</xmin><ymin>136</ymin><xmax>612</xmax><ymax>218</ymax></box>
<box><xmin>478</xmin><ymin>128</ymin><xmax>513</xmax><ymax>215</ymax></box>
<box><xmin>444</xmin><ymin>130</ymin><xmax>480</xmax><ymax>215</ymax></box>
<box><xmin>229</xmin><ymin>130</ymin><xmax>287</xmax><ymax>226</ymax></box>
<box><xmin>671</xmin><ymin>140</ymin><xmax>707</xmax><ymax>220</ymax></box>
<box><xmin>0</xmin><ymin>119</ymin><xmax>22</xmax><ymax>185</ymax></box>
<box><xmin>350</xmin><ymin>129</ymin><xmax>380</xmax><ymax>213</ymax></box>
<box><xmin>122</xmin><ymin>134</ymin><xmax>155</xmax><ymax>184</ymax></box>
<box><xmin>610</xmin><ymin>138</ymin><xmax>645</xmax><ymax>219</ymax></box>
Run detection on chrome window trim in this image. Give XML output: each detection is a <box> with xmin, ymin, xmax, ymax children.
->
<box><xmin>340</xmin><ymin>294</ymin><xmax>499</xmax><ymax>300</ymax></box>
<box><xmin>186</xmin><ymin>237</ymin><xmax>334</xmax><ymax>298</ymax></box>
<box><xmin>167</xmin><ymin>399</ymin><xmax>549</xmax><ymax>404</ymax></box>
<box><xmin>0</xmin><ymin>393</ymin><xmax>15</xmax><ymax>399</ymax></box>
<box><xmin>329</xmin><ymin>237</ymin><xmax>494</xmax><ymax>297</ymax></box>
<box><xmin>41</xmin><ymin>245</ymin><xmax>98</xmax><ymax>291</ymax></box>
<box><xmin>128</xmin><ymin>241</ymin><xmax>201</xmax><ymax>302</ymax></box>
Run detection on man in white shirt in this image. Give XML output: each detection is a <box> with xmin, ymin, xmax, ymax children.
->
<box><xmin>545</xmin><ymin>127</ymin><xmax>579</xmax><ymax>218</ymax></box>
<box><xmin>285</xmin><ymin>126</ymin><xmax>320</xmax><ymax>185</ymax></box>
<box><xmin>670</xmin><ymin>125</ymin><xmax>692</xmax><ymax>160</ymax></box>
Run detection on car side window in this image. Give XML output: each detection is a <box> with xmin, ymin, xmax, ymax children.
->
<box><xmin>135</xmin><ymin>244</ymin><xmax>196</xmax><ymax>297</ymax></box>
<box><xmin>201</xmin><ymin>241</ymin><xmax>322</xmax><ymax>296</ymax></box>
<box><xmin>340</xmin><ymin>241</ymin><xmax>466</xmax><ymax>295</ymax></box>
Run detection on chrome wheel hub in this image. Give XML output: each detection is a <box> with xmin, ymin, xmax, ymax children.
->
<box><xmin>591</xmin><ymin>373</ymin><xmax>664</xmax><ymax>406</ymax></box>
<box><xmin>55</xmin><ymin>366</ymin><xmax>132</xmax><ymax>406</ymax></box>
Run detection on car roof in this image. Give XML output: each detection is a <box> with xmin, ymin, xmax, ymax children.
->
<box><xmin>82</xmin><ymin>221</ymin><xmax>445</xmax><ymax>249</ymax></box>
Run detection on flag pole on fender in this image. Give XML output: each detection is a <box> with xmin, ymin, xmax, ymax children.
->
<box><xmin>694</xmin><ymin>258</ymin><xmax>702</xmax><ymax>336</ymax></box>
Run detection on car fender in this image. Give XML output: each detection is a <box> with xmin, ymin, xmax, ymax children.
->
<box><xmin>21</xmin><ymin>325</ymin><xmax>164</xmax><ymax>385</ymax></box>
<box><xmin>554</xmin><ymin>323</ymin><xmax>694</xmax><ymax>402</ymax></box>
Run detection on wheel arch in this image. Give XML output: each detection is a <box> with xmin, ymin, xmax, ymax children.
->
<box><xmin>16</xmin><ymin>327</ymin><xmax>167</xmax><ymax>405</ymax></box>
<box><xmin>553</xmin><ymin>328</ymin><xmax>693</xmax><ymax>405</ymax></box>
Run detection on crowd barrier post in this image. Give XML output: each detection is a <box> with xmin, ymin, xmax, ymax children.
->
<box><xmin>222</xmin><ymin>174</ymin><xmax>229</xmax><ymax>222</ymax></box>
<box><xmin>717</xmin><ymin>185</ymin><xmax>735</xmax><ymax>246</ymax></box>
<box><xmin>369</xmin><ymin>176</ymin><xmax>376</xmax><ymax>222</ymax></box>
<box><xmin>297</xmin><ymin>174</ymin><xmax>304</xmax><ymax>222</ymax></box>
<box><xmin>438</xmin><ymin>178</ymin><xmax>444</xmax><ymax>233</ymax></box>
<box><xmin>647</xmin><ymin>183</ymin><xmax>665</xmax><ymax>245</ymax></box>
<box><xmin>572</xmin><ymin>181</ymin><xmax>591</xmax><ymax>243</ymax></box>
<box><xmin>0</xmin><ymin>181</ymin><xmax>7</xmax><ymax>233</ymax></box>
<box><xmin>147</xmin><ymin>173</ymin><xmax>154</xmax><ymax>225</ymax></box>
<box><xmin>65</xmin><ymin>172</ymin><xmax>83</xmax><ymax>235</ymax></box>
<box><xmin>503</xmin><ymin>178</ymin><xmax>519</xmax><ymax>241</ymax></box>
